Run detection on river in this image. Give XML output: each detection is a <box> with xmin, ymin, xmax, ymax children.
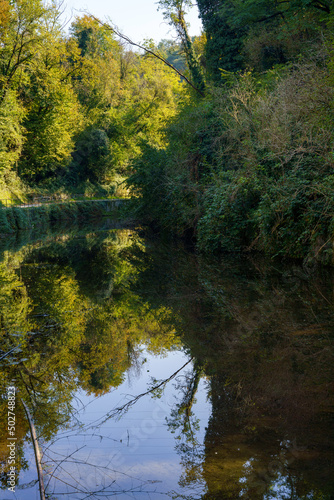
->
<box><xmin>0</xmin><ymin>221</ymin><xmax>333</xmax><ymax>499</ymax></box>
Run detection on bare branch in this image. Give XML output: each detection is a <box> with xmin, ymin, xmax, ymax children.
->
<box><xmin>87</xmin><ymin>15</ymin><xmax>205</xmax><ymax>97</ymax></box>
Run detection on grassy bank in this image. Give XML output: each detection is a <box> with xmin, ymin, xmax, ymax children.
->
<box><xmin>0</xmin><ymin>200</ymin><xmax>126</xmax><ymax>235</ymax></box>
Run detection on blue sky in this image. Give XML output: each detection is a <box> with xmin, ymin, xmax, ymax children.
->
<box><xmin>61</xmin><ymin>0</ymin><xmax>203</xmax><ymax>43</ymax></box>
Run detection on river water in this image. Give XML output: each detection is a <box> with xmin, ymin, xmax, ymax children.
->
<box><xmin>0</xmin><ymin>222</ymin><xmax>333</xmax><ymax>499</ymax></box>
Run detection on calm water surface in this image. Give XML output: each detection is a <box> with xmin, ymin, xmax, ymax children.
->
<box><xmin>0</xmin><ymin>223</ymin><xmax>333</xmax><ymax>499</ymax></box>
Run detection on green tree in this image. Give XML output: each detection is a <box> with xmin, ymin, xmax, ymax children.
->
<box><xmin>0</xmin><ymin>0</ymin><xmax>84</xmax><ymax>183</ymax></box>
<box><xmin>196</xmin><ymin>0</ymin><xmax>246</xmax><ymax>81</ymax></box>
<box><xmin>157</xmin><ymin>0</ymin><xmax>205</xmax><ymax>92</ymax></box>
<box><xmin>99</xmin><ymin>44</ymin><xmax>185</xmax><ymax>173</ymax></box>
<box><xmin>68</xmin><ymin>16</ymin><xmax>186</xmax><ymax>180</ymax></box>
<box><xmin>0</xmin><ymin>0</ymin><xmax>47</xmax><ymax>104</ymax></box>
<box><xmin>69</xmin><ymin>15</ymin><xmax>121</xmax><ymax>114</ymax></box>
<box><xmin>68</xmin><ymin>15</ymin><xmax>124</xmax><ymax>182</ymax></box>
<box><xmin>196</xmin><ymin>0</ymin><xmax>332</xmax><ymax>80</ymax></box>
<box><xmin>71</xmin><ymin>128</ymin><xmax>110</xmax><ymax>182</ymax></box>
<box><xmin>228</xmin><ymin>0</ymin><xmax>333</xmax><ymax>26</ymax></box>
<box><xmin>0</xmin><ymin>90</ymin><xmax>25</xmax><ymax>173</ymax></box>
<box><xmin>0</xmin><ymin>0</ymin><xmax>45</xmax><ymax>178</ymax></box>
<box><xmin>18</xmin><ymin>36</ymin><xmax>83</xmax><ymax>183</ymax></box>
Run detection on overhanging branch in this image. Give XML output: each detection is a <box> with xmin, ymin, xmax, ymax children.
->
<box><xmin>88</xmin><ymin>14</ymin><xmax>205</xmax><ymax>97</ymax></box>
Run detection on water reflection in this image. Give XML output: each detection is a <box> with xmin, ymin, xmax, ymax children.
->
<box><xmin>0</xmin><ymin>225</ymin><xmax>333</xmax><ymax>499</ymax></box>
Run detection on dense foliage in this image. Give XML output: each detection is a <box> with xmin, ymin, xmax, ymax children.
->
<box><xmin>0</xmin><ymin>0</ymin><xmax>184</xmax><ymax>196</ymax></box>
<box><xmin>127</xmin><ymin>0</ymin><xmax>334</xmax><ymax>264</ymax></box>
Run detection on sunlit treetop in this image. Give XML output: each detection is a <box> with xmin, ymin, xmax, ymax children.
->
<box><xmin>69</xmin><ymin>14</ymin><xmax>120</xmax><ymax>58</ymax></box>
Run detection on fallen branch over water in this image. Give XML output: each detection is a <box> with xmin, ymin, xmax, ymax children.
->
<box><xmin>89</xmin><ymin>14</ymin><xmax>205</xmax><ymax>97</ymax></box>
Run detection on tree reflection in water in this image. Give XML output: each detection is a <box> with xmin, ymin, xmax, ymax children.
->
<box><xmin>0</xmin><ymin>225</ymin><xmax>333</xmax><ymax>499</ymax></box>
<box><xmin>129</xmin><ymin>236</ymin><xmax>334</xmax><ymax>499</ymax></box>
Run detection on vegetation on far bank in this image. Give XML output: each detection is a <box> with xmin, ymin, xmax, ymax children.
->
<box><xmin>127</xmin><ymin>0</ymin><xmax>334</xmax><ymax>265</ymax></box>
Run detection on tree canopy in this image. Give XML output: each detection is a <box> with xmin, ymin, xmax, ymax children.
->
<box><xmin>0</xmin><ymin>2</ymin><xmax>189</xmax><ymax>188</ymax></box>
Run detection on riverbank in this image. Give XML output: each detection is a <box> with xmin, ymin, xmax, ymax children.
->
<box><xmin>0</xmin><ymin>199</ymin><xmax>129</xmax><ymax>235</ymax></box>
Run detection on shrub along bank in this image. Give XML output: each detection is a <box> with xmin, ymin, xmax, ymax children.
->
<box><xmin>128</xmin><ymin>46</ymin><xmax>334</xmax><ymax>265</ymax></box>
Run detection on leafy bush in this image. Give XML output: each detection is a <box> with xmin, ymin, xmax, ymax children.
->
<box><xmin>127</xmin><ymin>98</ymin><xmax>223</xmax><ymax>234</ymax></box>
<box><xmin>129</xmin><ymin>57</ymin><xmax>334</xmax><ymax>263</ymax></box>
<box><xmin>198</xmin><ymin>171</ymin><xmax>262</xmax><ymax>252</ymax></box>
